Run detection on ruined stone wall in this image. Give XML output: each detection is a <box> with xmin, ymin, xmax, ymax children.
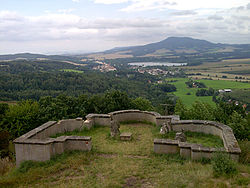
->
<box><xmin>14</xmin><ymin>118</ymin><xmax>91</xmax><ymax>167</ymax></box>
<box><xmin>30</xmin><ymin>118</ymin><xmax>83</xmax><ymax>139</ymax></box>
<box><xmin>109</xmin><ymin>110</ymin><xmax>159</xmax><ymax>124</ymax></box>
<box><xmin>154</xmin><ymin>120</ymin><xmax>241</xmax><ymax>161</ymax></box>
<box><xmin>14</xmin><ymin>110</ymin><xmax>241</xmax><ymax>166</ymax></box>
<box><xmin>83</xmin><ymin>110</ymin><xmax>179</xmax><ymax>128</ymax></box>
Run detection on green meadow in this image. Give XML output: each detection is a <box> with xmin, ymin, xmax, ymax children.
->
<box><xmin>166</xmin><ymin>78</ymin><xmax>250</xmax><ymax>107</ymax></box>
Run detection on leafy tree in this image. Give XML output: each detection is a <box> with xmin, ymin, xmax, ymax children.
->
<box><xmin>188</xmin><ymin>101</ymin><xmax>215</xmax><ymax>121</ymax></box>
<box><xmin>131</xmin><ymin>97</ymin><xmax>153</xmax><ymax>111</ymax></box>
<box><xmin>158</xmin><ymin>83</ymin><xmax>176</xmax><ymax>92</ymax></box>
<box><xmin>102</xmin><ymin>90</ymin><xmax>132</xmax><ymax>113</ymax></box>
<box><xmin>174</xmin><ymin>99</ymin><xmax>189</xmax><ymax>119</ymax></box>
<box><xmin>196</xmin><ymin>88</ymin><xmax>215</xmax><ymax>96</ymax></box>
<box><xmin>228</xmin><ymin>111</ymin><xmax>250</xmax><ymax>140</ymax></box>
<box><xmin>2</xmin><ymin>100</ymin><xmax>40</xmax><ymax>138</ymax></box>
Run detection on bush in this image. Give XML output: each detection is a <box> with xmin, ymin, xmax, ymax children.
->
<box><xmin>212</xmin><ymin>152</ymin><xmax>238</xmax><ymax>177</ymax></box>
<box><xmin>238</xmin><ymin>140</ymin><xmax>250</xmax><ymax>164</ymax></box>
<box><xmin>198</xmin><ymin>157</ymin><xmax>211</xmax><ymax>164</ymax></box>
<box><xmin>17</xmin><ymin>160</ymin><xmax>41</xmax><ymax>174</ymax></box>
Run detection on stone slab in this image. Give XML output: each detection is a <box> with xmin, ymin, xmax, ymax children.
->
<box><xmin>120</xmin><ymin>132</ymin><xmax>132</xmax><ymax>141</ymax></box>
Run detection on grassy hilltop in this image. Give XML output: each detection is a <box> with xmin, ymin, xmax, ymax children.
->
<box><xmin>1</xmin><ymin>123</ymin><xmax>249</xmax><ymax>187</ymax></box>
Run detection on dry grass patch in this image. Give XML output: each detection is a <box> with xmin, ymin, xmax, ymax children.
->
<box><xmin>0</xmin><ymin>157</ymin><xmax>14</xmax><ymax>176</ymax></box>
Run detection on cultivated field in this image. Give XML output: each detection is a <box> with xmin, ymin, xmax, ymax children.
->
<box><xmin>185</xmin><ymin>58</ymin><xmax>250</xmax><ymax>81</ymax></box>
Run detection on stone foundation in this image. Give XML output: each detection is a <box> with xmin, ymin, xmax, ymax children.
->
<box><xmin>154</xmin><ymin>120</ymin><xmax>241</xmax><ymax>161</ymax></box>
<box><xmin>14</xmin><ymin>110</ymin><xmax>241</xmax><ymax>166</ymax></box>
<box><xmin>82</xmin><ymin>109</ymin><xmax>179</xmax><ymax>129</ymax></box>
<box><xmin>14</xmin><ymin>118</ymin><xmax>92</xmax><ymax>167</ymax></box>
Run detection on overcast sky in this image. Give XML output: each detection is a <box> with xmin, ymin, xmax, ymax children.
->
<box><xmin>0</xmin><ymin>0</ymin><xmax>250</xmax><ymax>54</ymax></box>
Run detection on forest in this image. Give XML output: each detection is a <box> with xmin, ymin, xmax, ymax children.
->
<box><xmin>0</xmin><ymin>60</ymin><xmax>176</xmax><ymax>105</ymax></box>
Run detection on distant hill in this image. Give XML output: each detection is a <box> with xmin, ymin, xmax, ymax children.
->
<box><xmin>0</xmin><ymin>53</ymin><xmax>79</xmax><ymax>62</ymax></box>
<box><xmin>104</xmin><ymin>37</ymin><xmax>250</xmax><ymax>56</ymax></box>
<box><xmin>2</xmin><ymin>37</ymin><xmax>250</xmax><ymax>63</ymax></box>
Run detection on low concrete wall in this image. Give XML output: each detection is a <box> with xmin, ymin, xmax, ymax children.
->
<box><xmin>31</xmin><ymin>118</ymin><xmax>83</xmax><ymax>139</ymax></box>
<box><xmin>85</xmin><ymin>114</ymin><xmax>111</xmax><ymax>127</ymax></box>
<box><xmin>14</xmin><ymin>118</ymin><xmax>91</xmax><ymax>167</ymax></box>
<box><xmin>83</xmin><ymin>110</ymin><xmax>179</xmax><ymax>128</ymax></box>
<box><xmin>154</xmin><ymin>120</ymin><xmax>241</xmax><ymax>161</ymax></box>
<box><xmin>14</xmin><ymin>110</ymin><xmax>241</xmax><ymax>165</ymax></box>
<box><xmin>109</xmin><ymin>110</ymin><xmax>159</xmax><ymax>124</ymax></box>
<box><xmin>154</xmin><ymin>139</ymin><xmax>226</xmax><ymax>160</ymax></box>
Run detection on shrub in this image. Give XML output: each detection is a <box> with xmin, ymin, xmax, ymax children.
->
<box><xmin>238</xmin><ymin>140</ymin><xmax>250</xmax><ymax>164</ymax></box>
<box><xmin>198</xmin><ymin>157</ymin><xmax>211</xmax><ymax>164</ymax></box>
<box><xmin>212</xmin><ymin>152</ymin><xmax>238</xmax><ymax>177</ymax></box>
<box><xmin>17</xmin><ymin>160</ymin><xmax>41</xmax><ymax>174</ymax></box>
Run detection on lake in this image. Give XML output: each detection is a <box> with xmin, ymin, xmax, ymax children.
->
<box><xmin>128</xmin><ymin>62</ymin><xmax>187</xmax><ymax>67</ymax></box>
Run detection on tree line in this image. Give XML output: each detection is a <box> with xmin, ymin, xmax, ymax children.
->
<box><xmin>0</xmin><ymin>90</ymin><xmax>154</xmax><ymax>140</ymax></box>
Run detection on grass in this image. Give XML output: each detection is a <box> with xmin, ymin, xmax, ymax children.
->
<box><xmin>1</xmin><ymin>123</ymin><xmax>249</xmax><ymax>187</ymax></box>
<box><xmin>156</xmin><ymin>131</ymin><xmax>223</xmax><ymax>148</ymax></box>
<box><xmin>166</xmin><ymin>78</ymin><xmax>250</xmax><ymax>107</ymax></box>
<box><xmin>52</xmin><ymin>124</ymin><xmax>223</xmax><ymax>152</ymax></box>
<box><xmin>0</xmin><ymin>157</ymin><xmax>14</xmax><ymax>176</ymax></box>
<box><xmin>60</xmin><ymin>69</ymin><xmax>84</xmax><ymax>73</ymax></box>
<box><xmin>166</xmin><ymin>78</ymin><xmax>214</xmax><ymax>107</ymax></box>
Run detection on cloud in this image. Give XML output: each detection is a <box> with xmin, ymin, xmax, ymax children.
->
<box><xmin>72</xmin><ymin>0</ymin><xmax>80</xmax><ymax>2</ymax></box>
<box><xmin>93</xmin><ymin>0</ymin><xmax>250</xmax><ymax>12</ymax></box>
<box><xmin>58</xmin><ymin>9</ymin><xmax>75</xmax><ymax>14</ymax></box>
<box><xmin>0</xmin><ymin>5</ymin><xmax>250</xmax><ymax>54</ymax></box>
<box><xmin>208</xmin><ymin>15</ymin><xmax>224</xmax><ymax>20</ymax></box>
<box><xmin>247</xmin><ymin>3</ymin><xmax>250</xmax><ymax>9</ymax></box>
<box><xmin>170</xmin><ymin>10</ymin><xmax>197</xmax><ymax>16</ymax></box>
<box><xmin>94</xmin><ymin>0</ymin><xmax>128</xmax><ymax>4</ymax></box>
<box><xmin>120</xmin><ymin>0</ymin><xmax>177</xmax><ymax>12</ymax></box>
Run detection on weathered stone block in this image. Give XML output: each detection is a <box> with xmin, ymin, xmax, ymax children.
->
<box><xmin>154</xmin><ymin>139</ymin><xmax>179</xmax><ymax>154</ymax></box>
<box><xmin>120</xmin><ymin>132</ymin><xmax>132</xmax><ymax>141</ymax></box>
